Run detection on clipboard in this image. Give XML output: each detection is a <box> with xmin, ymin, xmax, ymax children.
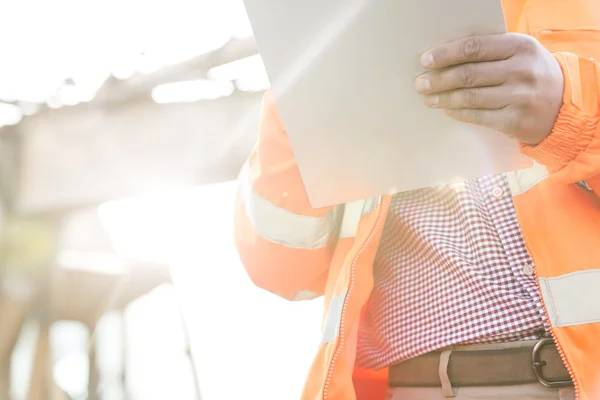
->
<box><xmin>244</xmin><ymin>0</ymin><xmax>531</xmax><ymax>207</ymax></box>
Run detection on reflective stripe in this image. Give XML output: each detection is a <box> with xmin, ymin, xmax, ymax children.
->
<box><xmin>539</xmin><ymin>269</ymin><xmax>600</xmax><ymax>327</ymax></box>
<box><xmin>321</xmin><ymin>290</ymin><xmax>347</xmax><ymax>344</ymax></box>
<box><xmin>291</xmin><ymin>290</ymin><xmax>322</xmax><ymax>301</ymax></box>
<box><xmin>240</xmin><ymin>173</ymin><xmax>343</xmax><ymax>249</ymax></box>
<box><xmin>362</xmin><ymin>197</ymin><xmax>380</xmax><ymax>216</ymax></box>
<box><xmin>339</xmin><ymin>200</ymin><xmax>364</xmax><ymax>239</ymax></box>
<box><xmin>339</xmin><ymin>197</ymin><xmax>381</xmax><ymax>239</ymax></box>
<box><xmin>506</xmin><ymin>161</ymin><xmax>549</xmax><ymax>196</ymax></box>
<box><xmin>269</xmin><ymin>289</ymin><xmax>322</xmax><ymax>301</ymax></box>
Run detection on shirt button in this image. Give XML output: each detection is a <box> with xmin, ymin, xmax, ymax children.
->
<box><xmin>523</xmin><ymin>264</ymin><xmax>535</xmax><ymax>276</ymax></box>
<box><xmin>491</xmin><ymin>186</ymin><xmax>504</xmax><ymax>198</ymax></box>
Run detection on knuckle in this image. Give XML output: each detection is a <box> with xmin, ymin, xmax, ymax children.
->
<box><xmin>464</xmin><ymin>89</ymin><xmax>479</xmax><ymax>107</ymax></box>
<box><xmin>516</xmin><ymin>34</ymin><xmax>538</xmax><ymax>54</ymax></box>
<box><xmin>440</xmin><ymin>92</ymin><xmax>452</xmax><ymax>107</ymax></box>
<box><xmin>516</xmin><ymin>89</ymin><xmax>536</xmax><ymax>107</ymax></box>
<box><xmin>507</xmin><ymin>56</ymin><xmax>536</xmax><ymax>84</ymax></box>
<box><xmin>517</xmin><ymin>66</ymin><xmax>537</xmax><ymax>85</ymax></box>
<box><xmin>450</xmin><ymin>92</ymin><xmax>461</xmax><ymax>108</ymax></box>
<box><xmin>456</xmin><ymin>109</ymin><xmax>480</xmax><ymax>124</ymax></box>
<box><xmin>459</xmin><ymin>64</ymin><xmax>477</xmax><ymax>87</ymax></box>
<box><xmin>503</xmin><ymin>110</ymin><xmax>522</xmax><ymax>133</ymax></box>
<box><xmin>462</xmin><ymin>36</ymin><xmax>484</xmax><ymax>59</ymax></box>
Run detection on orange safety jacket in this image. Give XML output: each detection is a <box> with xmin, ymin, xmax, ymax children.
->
<box><xmin>234</xmin><ymin>1</ymin><xmax>600</xmax><ymax>399</ymax></box>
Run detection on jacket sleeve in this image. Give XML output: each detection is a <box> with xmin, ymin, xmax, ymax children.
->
<box><xmin>520</xmin><ymin>53</ymin><xmax>600</xmax><ymax>195</ymax></box>
<box><xmin>234</xmin><ymin>90</ymin><xmax>344</xmax><ymax>301</ymax></box>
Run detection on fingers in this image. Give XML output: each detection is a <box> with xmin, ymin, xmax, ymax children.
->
<box><xmin>415</xmin><ymin>60</ymin><xmax>512</xmax><ymax>94</ymax></box>
<box><xmin>424</xmin><ymin>86</ymin><xmax>511</xmax><ymax>109</ymax></box>
<box><xmin>415</xmin><ymin>32</ymin><xmax>556</xmax><ymax>143</ymax></box>
<box><xmin>420</xmin><ymin>33</ymin><xmax>535</xmax><ymax>69</ymax></box>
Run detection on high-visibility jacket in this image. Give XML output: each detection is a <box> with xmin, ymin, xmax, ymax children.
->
<box><xmin>234</xmin><ymin>1</ymin><xmax>600</xmax><ymax>399</ymax></box>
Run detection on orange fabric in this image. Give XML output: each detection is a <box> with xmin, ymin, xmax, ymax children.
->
<box><xmin>518</xmin><ymin>0</ymin><xmax>600</xmax><ymax>198</ymax></box>
<box><xmin>521</xmin><ymin>53</ymin><xmax>600</xmax><ymax>189</ymax></box>
<box><xmin>585</xmin><ymin>174</ymin><xmax>600</xmax><ymax>192</ymax></box>
<box><xmin>500</xmin><ymin>0</ymin><xmax>527</xmax><ymax>33</ymax></box>
<box><xmin>511</xmin><ymin>177</ymin><xmax>600</xmax><ymax>400</ymax></box>
<box><xmin>234</xmin><ymin>193</ymin><xmax>332</xmax><ymax>299</ymax></box>
<box><xmin>352</xmin><ymin>347</ymin><xmax>389</xmax><ymax>400</ymax></box>
<box><xmin>301</xmin><ymin>199</ymin><xmax>391</xmax><ymax>400</ymax></box>
<box><xmin>301</xmin><ymin>342</ymin><xmax>337</xmax><ymax>400</ymax></box>
<box><xmin>252</xmin><ymin>89</ymin><xmax>334</xmax><ymax>216</ymax></box>
<box><xmin>234</xmin><ymin>1</ymin><xmax>600</xmax><ymax>399</ymax></box>
<box><xmin>553</xmin><ymin>324</ymin><xmax>600</xmax><ymax>400</ymax></box>
<box><xmin>511</xmin><ymin>179</ymin><xmax>600</xmax><ymax>278</ymax></box>
<box><xmin>322</xmin><ymin>237</ymin><xmax>355</xmax><ymax>313</ymax></box>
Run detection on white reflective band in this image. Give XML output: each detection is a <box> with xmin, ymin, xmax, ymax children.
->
<box><xmin>362</xmin><ymin>197</ymin><xmax>380</xmax><ymax>216</ymax></box>
<box><xmin>291</xmin><ymin>290</ymin><xmax>322</xmax><ymax>301</ymax></box>
<box><xmin>321</xmin><ymin>290</ymin><xmax>347</xmax><ymax>344</ymax></box>
<box><xmin>539</xmin><ymin>269</ymin><xmax>600</xmax><ymax>327</ymax></box>
<box><xmin>339</xmin><ymin>200</ymin><xmax>364</xmax><ymax>239</ymax></box>
<box><xmin>240</xmin><ymin>175</ymin><xmax>343</xmax><ymax>249</ymax></box>
<box><xmin>506</xmin><ymin>161</ymin><xmax>549</xmax><ymax>196</ymax></box>
<box><xmin>269</xmin><ymin>290</ymin><xmax>322</xmax><ymax>301</ymax></box>
<box><xmin>339</xmin><ymin>197</ymin><xmax>380</xmax><ymax>239</ymax></box>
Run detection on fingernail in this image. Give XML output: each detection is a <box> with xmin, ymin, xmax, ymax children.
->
<box><xmin>425</xmin><ymin>95</ymin><xmax>439</xmax><ymax>107</ymax></box>
<box><xmin>414</xmin><ymin>76</ymin><xmax>431</xmax><ymax>93</ymax></box>
<box><xmin>420</xmin><ymin>52</ymin><xmax>433</xmax><ymax>68</ymax></box>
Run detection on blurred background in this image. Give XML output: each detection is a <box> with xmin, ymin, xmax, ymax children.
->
<box><xmin>0</xmin><ymin>1</ymin><xmax>323</xmax><ymax>399</ymax></box>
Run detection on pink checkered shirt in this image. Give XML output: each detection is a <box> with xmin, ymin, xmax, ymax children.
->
<box><xmin>355</xmin><ymin>174</ymin><xmax>549</xmax><ymax>370</ymax></box>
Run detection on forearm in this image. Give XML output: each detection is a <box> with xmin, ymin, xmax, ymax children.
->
<box><xmin>234</xmin><ymin>91</ymin><xmax>341</xmax><ymax>300</ymax></box>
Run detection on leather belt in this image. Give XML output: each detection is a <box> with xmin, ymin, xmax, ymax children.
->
<box><xmin>389</xmin><ymin>339</ymin><xmax>573</xmax><ymax>388</ymax></box>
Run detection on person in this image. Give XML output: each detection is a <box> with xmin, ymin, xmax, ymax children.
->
<box><xmin>234</xmin><ymin>1</ymin><xmax>600</xmax><ymax>399</ymax></box>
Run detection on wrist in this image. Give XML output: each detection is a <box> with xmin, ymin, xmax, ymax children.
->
<box><xmin>520</xmin><ymin>52</ymin><xmax>600</xmax><ymax>170</ymax></box>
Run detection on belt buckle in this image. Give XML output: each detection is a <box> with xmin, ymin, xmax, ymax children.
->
<box><xmin>531</xmin><ymin>338</ymin><xmax>573</xmax><ymax>388</ymax></box>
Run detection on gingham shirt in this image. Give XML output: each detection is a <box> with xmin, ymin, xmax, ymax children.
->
<box><xmin>355</xmin><ymin>174</ymin><xmax>549</xmax><ymax>370</ymax></box>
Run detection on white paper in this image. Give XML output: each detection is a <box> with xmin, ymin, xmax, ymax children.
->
<box><xmin>244</xmin><ymin>0</ymin><xmax>531</xmax><ymax>207</ymax></box>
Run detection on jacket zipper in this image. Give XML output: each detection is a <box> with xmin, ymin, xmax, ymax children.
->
<box><xmin>528</xmin><ymin>246</ymin><xmax>580</xmax><ymax>399</ymax></box>
<box><xmin>322</xmin><ymin>196</ymin><xmax>390</xmax><ymax>400</ymax></box>
<box><xmin>321</xmin><ymin>199</ymin><xmax>581</xmax><ymax>399</ymax></box>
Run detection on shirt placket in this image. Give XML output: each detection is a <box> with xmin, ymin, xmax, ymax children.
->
<box><xmin>483</xmin><ymin>175</ymin><xmax>549</xmax><ymax>332</ymax></box>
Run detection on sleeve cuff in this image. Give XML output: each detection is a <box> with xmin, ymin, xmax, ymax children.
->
<box><xmin>520</xmin><ymin>52</ymin><xmax>599</xmax><ymax>171</ymax></box>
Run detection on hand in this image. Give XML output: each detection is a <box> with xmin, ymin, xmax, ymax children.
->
<box><xmin>415</xmin><ymin>33</ymin><xmax>564</xmax><ymax>145</ymax></box>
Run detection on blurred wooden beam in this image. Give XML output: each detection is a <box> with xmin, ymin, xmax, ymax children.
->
<box><xmin>98</xmin><ymin>37</ymin><xmax>259</xmax><ymax>104</ymax></box>
<box><xmin>26</xmin><ymin>322</ymin><xmax>70</xmax><ymax>400</ymax></box>
<box><xmin>26</xmin><ymin>323</ymin><xmax>51</xmax><ymax>400</ymax></box>
<box><xmin>14</xmin><ymin>91</ymin><xmax>261</xmax><ymax>214</ymax></box>
<box><xmin>0</xmin><ymin>295</ymin><xmax>30</xmax><ymax>400</ymax></box>
<box><xmin>1</xmin><ymin>37</ymin><xmax>259</xmax><ymax>118</ymax></box>
<box><xmin>1</xmin><ymin>37</ymin><xmax>261</xmax><ymax>215</ymax></box>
